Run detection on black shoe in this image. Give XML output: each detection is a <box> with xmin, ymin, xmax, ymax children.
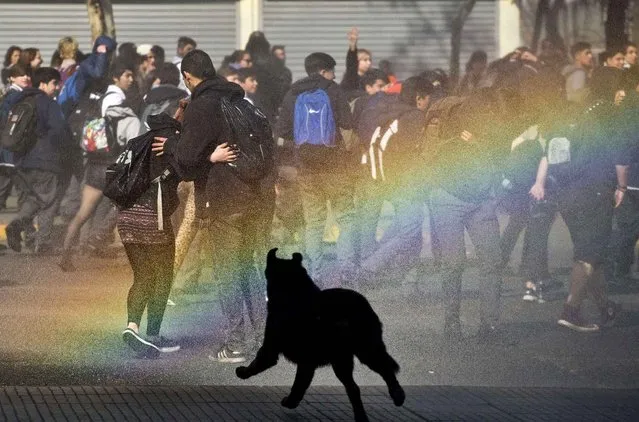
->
<box><xmin>58</xmin><ymin>256</ymin><xmax>76</xmax><ymax>272</ymax></box>
<box><xmin>147</xmin><ymin>335</ymin><xmax>180</xmax><ymax>353</ymax></box>
<box><xmin>5</xmin><ymin>222</ymin><xmax>22</xmax><ymax>252</ymax></box>
<box><xmin>538</xmin><ymin>278</ymin><xmax>563</xmax><ymax>292</ymax></box>
<box><xmin>601</xmin><ymin>301</ymin><xmax>622</xmax><ymax>326</ymax></box>
<box><xmin>208</xmin><ymin>347</ymin><xmax>247</xmax><ymax>364</ymax></box>
<box><xmin>122</xmin><ymin>329</ymin><xmax>160</xmax><ymax>358</ymax></box>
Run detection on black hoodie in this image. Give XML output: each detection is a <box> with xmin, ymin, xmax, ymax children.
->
<box><xmin>276</xmin><ymin>73</ymin><xmax>353</xmax><ymax>173</ymax></box>
<box><xmin>139</xmin><ymin>84</ymin><xmax>188</xmax><ymax>132</ymax></box>
<box><xmin>167</xmin><ymin>77</ymin><xmax>263</xmax><ymax>218</ymax></box>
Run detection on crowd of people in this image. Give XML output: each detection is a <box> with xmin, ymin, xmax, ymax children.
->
<box><xmin>1</xmin><ymin>28</ymin><xmax>638</xmax><ymax>361</ymax></box>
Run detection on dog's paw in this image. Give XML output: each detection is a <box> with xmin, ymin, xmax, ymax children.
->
<box><xmin>389</xmin><ymin>385</ymin><xmax>405</xmax><ymax>406</ymax></box>
<box><xmin>281</xmin><ymin>395</ymin><xmax>300</xmax><ymax>409</ymax></box>
<box><xmin>235</xmin><ymin>366</ymin><xmax>251</xmax><ymax>380</ymax></box>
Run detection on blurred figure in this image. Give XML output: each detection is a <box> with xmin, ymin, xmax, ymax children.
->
<box><xmin>456</xmin><ymin>50</ymin><xmax>487</xmax><ymax>95</ymax></box>
<box><xmin>1</xmin><ymin>46</ymin><xmax>21</xmax><ymax>88</ymax></box>
<box><xmin>562</xmin><ymin>42</ymin><xmax>593</xmax><ymax>104</ymax></box>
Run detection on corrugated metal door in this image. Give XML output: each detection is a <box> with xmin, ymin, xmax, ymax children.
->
<box><xmin>263</xmin><ymin>0</ymin><xmax>497</xmax><ymax>81</ymax></box>
<box><xmin>0</xmin><ymin>1</ymin><xmax>237</xmax><ymax>68</ymax></box>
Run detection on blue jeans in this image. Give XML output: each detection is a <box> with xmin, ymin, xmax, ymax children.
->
<box><xmin>429</xmin><ymin>188</ymin><xmax>502</xmax><ymax>328</ymax></box>
<box><xmin>298</xmin><ymin>170</ymin><xmax>356</xmax><ymax>287</ymax></box>
<box><xmin>360</xmin><ymin>193</ymin><xmax>424</xmax><ymax>279</ymax></box>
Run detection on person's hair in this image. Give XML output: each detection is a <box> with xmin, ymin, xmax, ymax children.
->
<box><xmin>110</xmin><ymin>59</ymin><xmax>134</xmax><ymax>80</ymax></box>
<box><xmin>151</xmin><ymin>45</ymin><xmax>165</xmax><ymax>66</ymax></box>
<box><xmin>378</xmin><ymin>60</ymin><xmax>393</xmax><ymax>75</ymax></box>
<box><xmin>19</xmin><ymin>48</ymin><xmax>39</xmax><ymax>68</ymax></box>
<box><xmin>361</xmin><ymin>68</ymin><xmax>389</xmax><ymax>87</ymax></box>
<box><xmin>590</xmin><ymin>66</ymin><xmax>624</xmax><ymax>101</ymax></box>
<box><xmin>465</xmin><ymin>50</ymin><xmax>488</xmax><ymax>72</ymax></box>
<box><xmin>218</xmin><ymin>66</ymin><xmax>239</xmax><ymax>79</ymax></box>
<box><xmin>181</xmin><ymin>49</ymin><xmax>216</xmax><ymax>80</ymax></box>
<box><xmin>152</xmin><ymin>62</ymin><xmax>180</xmax><ymax>86</ymax></box>
<box><xmin>598</xmin><ymin>51</ymin><xmax>610</xmax><ymax>65</ymax></box>
<box><xmin>358</xmin><ymin>48</ymin><xmax>372</xmax><ymax>58</ymax></box>
<box><xmin>58</xmin><ymin>36</ymin><xmax>79</xmax><ymax>61</ymax></box>
<box><xmin>245</xmin><ymin>31</ymin><xmax>271</xmax><ymax>62</ymax></box>
<box><xmin>271</xmin><ymin>45</ymin><xmax>285</xmax><ymax>54</ymax></box>
<box><xmin>3</xmin><ymin>46</ymin><xmax>21</xmax><ymax>68</ymax></box>
<box><xmin>624</xmin><ymin>42</ymin><xmax>637</xmax><ymax>53</ymax></box>
<box><xmin>177</xmin><ymin>36</ymin><xmax>197</xmax><ymax>50</ymax></box>
<box><xmin>420</xmin><ymin>69</ymin><xmax>450</xmax><ymax>92</ymax></box>
<box><xmin>222</xmin><ymin>50</ymin><xmax>247</xmax><ymax>68</ymax></box>
<box><xmin>570</xmin><ymin>42</ymin><xmax>591</xmax><ymax>59</ymax></box>
<box><xmin>33</xmin><ymin>67</ymin><xmax>61</xmax><ymax>87</ymax></box>
<box><xmin>9</xmin><ymin>64</ymin><xmax>28</xmax><ymax>79</ymax></box>
<box><xmin>606</xmin><ymin>46</ymin><xmax>626</xmax><ymax>59</ymax></box>
<box><xmin>304</xmin><ymin>52</ymin><xmax>336</xmax><ymax>76</ymax></box>
<box><xmin>237</xmin><ymin>67</ymin><xmax>257</xmax><ymax>83</ymax></box>
<box><xmin>399</xmin><ymin>76</ymin><xmax>434</xmax><ymax>105</ymax></box>
<box><xmin>622</xmin><ymin>65</ymin><xmax>639</xmax><ymax>91</ymax></box>
<box><xmin>50</xmin><ymin>50</ymin><xmax>62</xmax><ymax>68</ymax></box>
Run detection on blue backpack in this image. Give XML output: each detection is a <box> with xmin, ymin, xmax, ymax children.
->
<box><xmin>293</xmin><ymin>89</ymin><xmax>336</xmax><ymax>147</ymax></box>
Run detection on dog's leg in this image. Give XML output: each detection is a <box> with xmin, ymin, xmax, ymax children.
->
<box><xmin>281</xmin><ymin>364</ymin><xmax>315</xmax><ymax>409</ymax></box>
<box><xmin>359</xmin><ymin>350</ymin><xmax>405</xmax><ymax>407</ymax></box>
<box><xmin>332</xmin><ymin>357</ymin><xmax>369</xmax><ymax>422</ymax></box>
<box><xmin>236</xmin><ymin>344</ymin><xmax>279</xmax><ymax>379</ymax></box>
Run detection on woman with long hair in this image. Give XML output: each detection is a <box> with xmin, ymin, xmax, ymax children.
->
<box><xmin>1</xmin><ymin>46</ymin><xmax>22</xmax><ymax>87</ymax></box>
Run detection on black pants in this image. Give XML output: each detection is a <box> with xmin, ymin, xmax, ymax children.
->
<box><xmin>124</xmin><ymin>241</ymin><xmax>175</xmax><ymax>336</ymax></box>
<box><xmin>608</xmin><ymin>190</ymin><xmax>639</xmax><ymax>277</ymax></box>
<box><xmin>208</xmin><ymin>212</ymin><xmax>265</xmax><ymax>351</ymax></box>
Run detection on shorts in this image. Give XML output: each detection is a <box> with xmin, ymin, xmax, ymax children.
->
<box><xmin>84</xmin><ymin>161</ymin><xmax>109</xmax><ymax>191</ymax></box>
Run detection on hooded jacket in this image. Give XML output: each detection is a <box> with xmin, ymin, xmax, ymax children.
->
<box><xmin>167</xmin><ymin>77</ymin><xmax>263</xmax><ymax>218</ymax></box>
<box><xmin>8</xmin><ymin>89</ymin><xmax>73</xmax><ymax>174</ymax></box>
<box><xmin>276</xmin><ymin>73</ymin><xmax>353</xmax><ymax>172</ymax></box>
<box><xmin>58</xmin><ymin>36</ymin><xmax>117</xmax><ymax>117</ymax></box>
<box><xmin>139</xmin><ymin>85</ymin><xmax>188</xmax><ymax>134</ymax></box>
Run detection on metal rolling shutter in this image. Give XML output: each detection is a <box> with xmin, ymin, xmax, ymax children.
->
<box><xmin>263</xmin><ymin>0</ymin><xmax>498</xmax><ymax>81</ymax></box>
<box><xmin>0</xmin><ymin>1</ymin><xmax>236</xmax><ymax>68</ymax></box>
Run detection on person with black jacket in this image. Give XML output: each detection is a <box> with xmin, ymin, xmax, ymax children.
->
<box><xmin>162</xmin><ymin>49</ymin><xmax>269</xmax><ymax>364</ymax></box>
<box><xmin>355</xmin><ymin>76</ymin><xmax>433</xmax><ymax>289</ymax></box>
<box><xmin>120</xmin><ymin>113</ymin><xmax>182</xmax><ymax>358</ymax></box>
<box><xmin>4</xmin><ymin>68</ymin><xmax>73</xmax><ymax>253</ymax></box>
<box><xmin>139</xmin><ymin>62</ymin><xmax>188</xmax><ymax>134</ymax></box>
<box><xmin>340</xmin><ymin>27</ymin><xmax>373</xmax><ymax>100</ymax></box>
<box><xmin>276</xmin><ymin>52</ymin><xmax>355</xmax><ymax>288</ymax></box>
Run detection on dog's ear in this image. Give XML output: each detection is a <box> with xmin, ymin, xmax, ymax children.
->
<box><xmin>267</xmin><ymin>248</ymin><xmax>279</xmax><ymax>265</ymax></box>
<box><xmin>292</xmin><ymin>253</ymin><xmax>303</xmax><ymax>264</ymax></box>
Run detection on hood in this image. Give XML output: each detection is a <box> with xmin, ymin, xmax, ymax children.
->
<box><xmin>144</xmin><ymin>85</ymin><xmax>188</xmax><ymax>105</ymax></box>
<box><xmin>92</xmin><ymin>36</ymin><xmax>117</xmax><ymax>53</ymax></box>
<box><xmin>291</xmin><ymin>74</ymin><xmax>333</xmax><ymax>95</ymax></box>
<box><xmin>147</xmin><ymin>112</ymin><xmax>181</xmax><ymax>132</ymax></box>
<box><xmin>190</xmin><ymin>76</ymin><xmax>245</xmax><ymax>101</ymax></box>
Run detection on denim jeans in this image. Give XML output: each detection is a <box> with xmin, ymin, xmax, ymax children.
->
<box><xmin>429</xmin><ymin>188</ymin><xmax>503</xmax><ymax>328</ymax></box>
<box><xmin>360</xmin><ymin>192</ymin><xmax>424</xmax><ymax>279</ymax></box>
<box><xmin>298</xmin><ymin>170</ymin><xmax>356</xmax><ymax>288</ymax></box>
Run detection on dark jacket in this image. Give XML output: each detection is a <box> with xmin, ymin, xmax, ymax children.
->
<box><xmin>59</xmin><ymin>36</ymin><xmax>117</xmax><ymax>118</ymax></box>
<box><xmin>167</xmin><ymin>77</ymin><xmax>263</xmax><ymax>219</ymax></box>
<box><xmin>0</xmin><ymin>87</ymin><xmax>24</xmax><ymax>165</ymax></box>
<box><xmin>340</xmin><ymin>49</ymin><xmax>364</xmax><ymax>100</ymax></box>
<box><xmin>276</xmin><ymin>73</ymin><xmax>353</xmax><ymax>173</ymax></box>
<box><xmin>15</xmin><ymin>90</ymin><xmax>72</xmax><ymax>174</ymax></box>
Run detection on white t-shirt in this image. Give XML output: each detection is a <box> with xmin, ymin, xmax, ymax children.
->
<box><xmin>101</xmin><ymin>85</ymin><xmax>126</xmax><ymax>116</ymax></box>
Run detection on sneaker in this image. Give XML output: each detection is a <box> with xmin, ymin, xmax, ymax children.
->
<box><xmin>208</xmin><ymin>347</ymin><xmax>247</xmax><ymax>364</ymax></box>
<box><xmin>147</xmin><ymin>335</ymin><xmax>180</xmax><ymax>353</ymax></box>
<box><xmin>523</xmin><ymin>285</ymin><xmax>545</xmax><ymax>303</ymax></box>
<box><xmin>122</xmin><ymin>328</ymin><xmax>160</xmax><ymax>358</ymax></box>
<box><xmin>166</xmin><ymin>299</ymin><xmax>176</xmax><ymax>307</ymax></box>
<box><xmin>5</xmin><ymin>222</ymin><xmax>22</xmax><ymax>252</ymax></box>
<box><xmin>558</xmin><ymin>305</ymin><xmax>599</xmax><ymax>333</ymax></box>
<box><xmin>601</xmin><ymin>301</ymin><xmax>622</xmax><ymax>326</ymax></box>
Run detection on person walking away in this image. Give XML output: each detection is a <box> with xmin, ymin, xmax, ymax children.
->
<box><xmin>276</xmin><ymin>52</ymin><xmax>355</xmax><ymax>288</ymax></box>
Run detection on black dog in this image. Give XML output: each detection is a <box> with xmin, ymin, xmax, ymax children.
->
<box><xmin>236</xmin><ymin>248</ymin><xmax>405</xmax><ymax>422</ymax></box>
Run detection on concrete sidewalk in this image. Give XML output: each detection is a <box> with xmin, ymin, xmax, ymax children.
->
<box><xmin>2</xmin><ymin>385</ymin><xmax>638</xmax><ymax>421</ymax></box>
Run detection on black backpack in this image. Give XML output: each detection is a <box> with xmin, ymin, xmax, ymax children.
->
<box><xmin>0</xmin><ymin>94</ymin><xmax>38</xmax><ymax>154</ymax></box>
<box><xmin>220</xmin><ymin>97</ymin><xmax>274</xmax><ymax>182</ymax></box>
<box><xmin>67</xmin><ymin>91</ymin><xmax>108</xmax><ymax>148</ymax></box>
<box><xmin>104</xmin><ymin>114</ymin><xmax>180</xmax><ymax>209</ymax></box>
